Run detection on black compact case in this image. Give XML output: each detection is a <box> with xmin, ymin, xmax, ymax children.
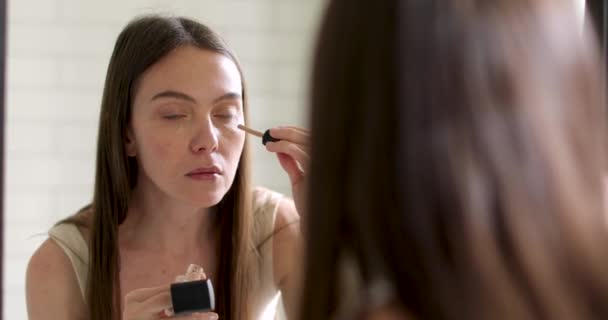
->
<box><xmin>170</xmin><ymin>279</ymin><xmax>215</xmax><ymax>315</ymax></box>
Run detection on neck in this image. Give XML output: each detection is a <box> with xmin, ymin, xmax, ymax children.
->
<box><xmin>120</xmin><ymin>178</ymin><xmax>218</xmax><ymax>254</ymax></box>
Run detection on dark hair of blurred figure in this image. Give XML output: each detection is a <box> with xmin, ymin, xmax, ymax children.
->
<box><xmin>300</xmin><ymin>0</ymin><xmax>608</xmax><ymax>319</ymax></box>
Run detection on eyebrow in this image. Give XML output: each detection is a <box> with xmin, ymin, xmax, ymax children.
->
<box><xmin>212</xmin><ymin>92</ymin><xmax>242</xmax><ymax>104</ymax></box>
<box><xmin>150</xmin><ymin>90</ymin><xmax>242</xmax><ymax>105</ymax></box>
<box><xmin>151</xmin><ymin>90</ymin><xmax>197</xmax><ymax>103</ymax></box>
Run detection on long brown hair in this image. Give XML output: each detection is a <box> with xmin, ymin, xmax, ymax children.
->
<box><xmin>70</xmin><ymin>15</ymin><xmax>255</xmax><ymax>320</ymax></box>
<box><xmin>301</xmin><ymin>0</ymin><xmax>608</xmax><ymax>319</ymax></box>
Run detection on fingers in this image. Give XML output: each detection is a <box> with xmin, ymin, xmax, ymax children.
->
<box><xmin>124</xmin><ymin>284</ymin><xmax>170</xmax><ymax>303</ymax></box>
<box><xmin>276</xmin><ymin>153</ymin><xmax>304</xmax><ymax>185</ymax></box>
<box><xmin>269</xmin><ymin>127</ymin><xmax>310</xmax><ymax>146</ymax></box>
<box><xmin>139</xmin><ymin>291</ymin><xmax>172</xmax><ymax>312</ymax></box>
<box><xmin>164</xmin><ymin>311</ymin><xmax>219</xmax><ymax>319</ymax></box>
<box><xmin>266</xmin><ymin>141</ymin><xmax>309</xmax><ymax>173</ymax></box>
<box><xmin>176</xmin><ymin>264</ymin><xmax>207</xmax><ymax>282</ymax></box>
<box><xmin>185</xmin><ymin>264</ymin><xmax>207</xmax><ymax>281</ymax></box>
<box><xmin>127</xmin><ymin>264</ymin><xmax>211</xmax><ymax>320</ymax></box>
<box><xmin>124</xmin><ymin>288</ymin><xmax>172</xmax><ymax>320</ymax></box>
<box><xmin>266</xmin><ymin>140</ymin><xmax>309</xmax><ymax>187</ymax></box>
<box><xmin>173</xmin><ymin>312</ymin><xmax>219</xmax><ymax>320</ymax></box>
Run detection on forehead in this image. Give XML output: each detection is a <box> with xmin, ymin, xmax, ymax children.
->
<box><xmin>135</xmin><ymin>46</ymin><xmax>242</xmax><ymax>103</ymax></box>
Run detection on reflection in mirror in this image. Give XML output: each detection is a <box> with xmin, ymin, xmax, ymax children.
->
<box><xmin>5</xmin><ymin>1</ymin><xmax>325</xmax><ymax>319</ymax></box>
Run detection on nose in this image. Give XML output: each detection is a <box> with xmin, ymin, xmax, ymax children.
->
<box><xmin>190</xmin><ymin>117</ymin><xmax>218</xmax><ymax>154</ymax></box>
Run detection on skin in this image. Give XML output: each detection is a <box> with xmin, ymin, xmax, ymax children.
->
<box><xmin>26</xmin><ymin>46</ymin><xmax>304</xmax><ymax>320</ymax></box>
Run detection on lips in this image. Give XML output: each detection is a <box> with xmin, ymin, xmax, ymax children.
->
<box><xmin>185</xmin><ymin>166</ymin><xmax>222</xmax><ymax>180</ymax></box>
<box><xmin>186</xmin><ymin>166</ymin><xmax>221</xmax><ymax>175</ymax></box>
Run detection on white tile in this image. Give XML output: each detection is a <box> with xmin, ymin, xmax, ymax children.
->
<box><xmin>6</xmin><ymin>157</ymin><xmax>95</xmax><ymax>187</ymax></box>
<box><xmin>131</xmin><ymin>0</ymin><xmax>221</xmax><ymax>21</ymax></box>
<box><xmin>6</xmin><ymin>122</ymin><xmax>54</xmax><ymax>155</ymax></box>
<box><xmin>248</xmin><ymin>96</ymin><xmax>307</xmax><ymax>128</ymax></box>
<box><xmin>7</xmin><ymin>91</ymin><xmax>101</xmax><ymax>122</ymax></box>
<box><xmin>6</xmin><ymin>124</ymin><xmax>97</xmax><ymax>158</ymax></box>
<box><xmin>195</xmin><ymin>0</ymin><xmax>274</xmax><ymax>30</ymax></box>
<box><xmin>58</xmin><ymin>57</ymin><xmax>108</xmax><ymax>90</ymax></box>
<box><xmin>57</xmin><ymin>0</ymin><xmax>136</xmax><ymax>24</ymax></box>
<box><xmin>5</xmin><ymin>190</ymin><xmax>53</xmax><ymax>225</ymax></box>
<box><xmin>7</xmin><ymin>57</ymin><xmax>60</xmax><ymax>90</ymax></box>
<box><xmin>222</xmin><ymin>31</ymin><xmax>280</xmax><ymax>63</ymax></box>
<box><xmin>57</xmin><ymin>0</ymin><xmax>274</xmax><ymax>27</ymax></box>
<box><xmin>226</xmin><ymin>30</ymin><xmax>313</xmax><ymax>65</ymax></box>
<box><xmin>53</xmin><ymin>124</ymin><xmax>98</xmax><ymax>155</ymax></box>
<box><xmin>3</xmin><ymin>290</ymin><xmax>28</xmax><ymax>320</ymax></box>
<box><xmin>9</xmin><ymin>0</ymin><xmax>59</xmax><ymax>22</ymax></box>
<box><xmin>240</xmin><ymin>61</ymin><xmax>278</xmax><ymax>95</ymax></box>
<box><xmin>9</xmin><ymin>23</ymin><xmax>118</xmax><ymax>58</ymax></box>
<box><xmin>5</xmin><ymin>224</ymin><xmax>50</xmax><ymax>260</ymax></box>
<box><xmin>5</xmin><ymin>258</ymin><xmax>31</xmax><ymax>288</ymax></box>
<box><xmin>276</xmin><ymin>0</ymin><xmax>327</xmax><ymax>32</ymax></box>
<box><xmin>277</xmin><ymin>64</ymin><xmax>307</xmax><ymax>97</ymax></box>
<box><xmin>50</xmin><ymin>187</ymin><xmax>94</xmax><ymax>218</ymax></box>
<box><xmin>4</xmin><ymin>184</ymin><xmax>94</xmax><ymax>225</ymax></box>
<box><xmin>274</xmin><ymin>31</ymin><xmax>316</xmax><ymax>64</ymax></box>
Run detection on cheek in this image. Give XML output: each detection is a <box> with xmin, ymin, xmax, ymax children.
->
<box><xmin>137</xmin><ymin>128</ymin><xmax>185</xmax><ymax>161</ymax></box>
<box><xmin>220</xmin><ymin>131</ymin><xmax>246</xmax><ymax>161</ymax></box>
<box><xmin>150</xmin><ymin>140</ymin><xmax>174</xmax><ymax>158</ymax></box>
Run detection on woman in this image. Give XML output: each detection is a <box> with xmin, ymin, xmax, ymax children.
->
<box><xmin>25</xmin><ymin>15</ymin><xmax>302</xmax><ymax>320</ymax></box>
<box><xmin>297</xmin><ymin>0</ymin><xmax>608</xmax><ymax>319</ymax></box>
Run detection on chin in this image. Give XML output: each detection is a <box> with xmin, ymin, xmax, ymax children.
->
<box><xmin>185</xmin><ymin>190</ymin><xmax>227</xmax><ymax>208</ymax></box>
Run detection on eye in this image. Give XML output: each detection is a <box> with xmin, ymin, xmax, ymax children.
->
<box><xmin>214</xmin><ymin>114</ymin><xmax>235</xmax><ymax>119</ymax></box>
<box><xmin>213</xmin><ymin>112</ymin><xmax>238</xmax><ymax>121</ymax></box>
<box><xmin>163</xmin><ymin>114</ymin><xmax>187</xmax><ymax>120</ymax></box>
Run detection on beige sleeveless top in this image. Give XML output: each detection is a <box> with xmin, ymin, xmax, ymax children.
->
<box><xmin>48</xmin><ymin>187</ymin><xmax>283</xmax><ymax>319</ymax></box>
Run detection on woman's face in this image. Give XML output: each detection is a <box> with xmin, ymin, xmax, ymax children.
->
<box><xmin>127</xmin><ymin>45</ymin><xmax>245</xmax><ymax>207</ymax></box>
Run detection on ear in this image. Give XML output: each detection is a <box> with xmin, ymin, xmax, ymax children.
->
<box><xmin>125</xmin><ymin>127</ymin><xmax>137</xmax><ymax>157</ymax></box>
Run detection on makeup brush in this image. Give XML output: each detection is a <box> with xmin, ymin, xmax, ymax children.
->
<box><xmin>237</xmin><ymin>124</ymin><xmax>280</xmax><ymax>145</ymax></box>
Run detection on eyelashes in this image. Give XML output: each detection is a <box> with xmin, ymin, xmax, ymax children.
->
<box><xmin>159</xmin><ymin>102</ymin><xmax>239</xmax><ymax>122</ymax></box>
<box><xmin>213</xmin><ymin>114</ymin><xmax>237</xmax><ymax>120</ymax></box>
<box><xmin>163</xmin><ymin>114</ymin><xmax>187</xmax><ymax>120</ymax></box>
<box><xmin>161</xmin><ymin>113</ymin><xmax>238</xmax><ymax>124</ymax></box>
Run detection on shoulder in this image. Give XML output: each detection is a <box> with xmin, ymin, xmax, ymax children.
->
<box><xmin>251</xmin><ymin>187</ymin><xmax>300</xmax><ymax>240</ymax></box>
<box><xmin>66</xmin><ymin>206</ymin><xmax>93</xmax><ymax>243</ymax></box>
<box><xmin>52</xmin><ymin>206</ymin><xmax>93</xmax><ymax>246</ymax></box>
<box><xmin>252</xmin><ymin>187</ymin><xmax>290</xmax><ymax>243</ymax></box>
<box><xmin>26</xmin><ymin>238</ymin><xmax>86</xmax><ymax>319</ymax></box>
<box><xmin>271</xmin><ymin>197</ymin><xmax>303</xmax><ymax>318</ymax></box>
<box><xmin>274</xmin><ymin>197</ymin><xmax>300</xmax><ymax>236</ymax></box>
<box><xmin>252</xmin><ymin>187</ymin><xmax>283</xmax><ymax>213</ymax></box>
<box><xmin>27</xmin><ymin>239</ymin><xmax>77</xmax><ymax>288</ymax></box>
<box><xmin>252</xmin><ymin>186</ymin><xmax>298</xmax><ymax>221</ymax></box>
<box><xmin>272</xmin><ymin>197</ymin><xmax>301</xmax><ymax>271</ymax></box>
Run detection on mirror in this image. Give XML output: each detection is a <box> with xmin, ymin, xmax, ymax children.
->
<box><xmin>4</xmin><ymin>0</ymin><xmax>326</xmax><ymax>318</ymax></box>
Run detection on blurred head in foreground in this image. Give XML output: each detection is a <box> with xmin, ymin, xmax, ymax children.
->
<box><xmin>301</xmin><ymin>1</ymin><xmax>608</xmax><ymax>319</ymax></box>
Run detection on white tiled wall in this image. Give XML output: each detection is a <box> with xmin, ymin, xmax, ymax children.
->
<box><xmin>5</xmin><ymin>0</ymin><xmax>326</xmax><ymax>318</ymax></box>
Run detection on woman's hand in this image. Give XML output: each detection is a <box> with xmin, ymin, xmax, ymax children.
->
<box><xmin>264</xmin><ymin>126</ymin><xmax>310</xmax><ymax>218</ymax></box>
<box><xmin>122</xmin><ymin>285</ymin><xmax>218</xmax><ymax>320</ymax></box>
<box><xmin>122</xmin><ymin>285</ymin><xmax>173</xmax><ymax>320</ymax></box>
<box><xmin>123</xmin><ymin>265</ymin><xmax>218</xmax><ymax>320</ymax></box>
